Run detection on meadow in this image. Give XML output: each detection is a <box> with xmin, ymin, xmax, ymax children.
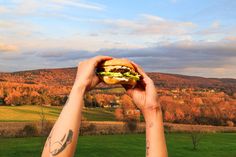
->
<box><xmin>0</xmin><ymin>133</ymin><xmax>235</xmax><ymax>157</ymax></box>
<box><xmin>0</xmin><ymin>105</ymin><xmax>115</xmax><ymax>122</ymax></box>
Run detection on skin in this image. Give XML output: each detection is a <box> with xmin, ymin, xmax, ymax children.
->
<box><xmin>42</xmin><ymin>56</ymin><xmax>168</xmax><ymax>157</ymax></box>
<box><xmin>124</xmin><ymin>62</ymin><xmax>168</xmax><ymax>157</ymax></box>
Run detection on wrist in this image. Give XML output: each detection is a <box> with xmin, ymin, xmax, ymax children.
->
<box><xmin>72</xmin><ymin>82</ymin><xmax>86</xmax><ymax>95</ymax></box>
<box><xmin>142</xmin><ymin>104</ymin><xmax>162</xmax><ymax>122</ymax></box>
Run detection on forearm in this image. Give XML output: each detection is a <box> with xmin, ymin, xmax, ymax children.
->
<box><xmin>42</xmin><ymin>84</ymin><xmax>85</xmax><ymax>157</ymax></box>
<box><xmin>144</xmin><ymin>107</ymin><xmax>168</xmax><ymax>157</ymax></box>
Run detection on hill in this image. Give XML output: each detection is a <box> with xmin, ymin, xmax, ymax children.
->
<box><xmin>0</xmin><ymin>67</ymin><xmax>236</xmax><ymax>95</ymax></box>
<box><xmin>0</xmin><ymin>67</ymin><xmax>236</xmax><ymax>126</ymax></box>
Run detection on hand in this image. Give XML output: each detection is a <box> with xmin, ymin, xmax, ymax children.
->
<box><xmin>74</xmin><ymin>56</ymin><xmax>112</xmax><ymax>91</ymax></box>
<box><xmin>123</xmin><ymin>61</ymin><xmax>161</xmax><ymax>119</ymax></box>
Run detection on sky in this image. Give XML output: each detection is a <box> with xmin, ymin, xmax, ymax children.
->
<box><xmin>0</xmin><ymin>0</ymin><xmax>236</xmax><ymax>78</ymax></box>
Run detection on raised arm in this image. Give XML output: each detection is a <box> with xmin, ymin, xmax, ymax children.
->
<box><xmin>41</xmin><ymin>56</ymin><xmax>112</xmax><ymax>157</ymax></box>
<box><xmin>124</xmin><ymin>62</ymin><xmax>168</xmax><ymax>157</ymax></box>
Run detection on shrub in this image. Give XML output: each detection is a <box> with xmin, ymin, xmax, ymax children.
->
<box><xmin>226</xmin><ymin>120</ymin><xmax>234</xmax><ymax>127</ymax></box>
<box><xmin>80</xmin><ymin>123</ymin><xmax>96</xmax><ymax>135</ymax></box>
<box><xmin>0</xmin><ymin>129</ymin><xmax>6</xmax><ymax>136</ymax></box>
<box><xmin>125</xmin><ymin>119</ymin><xmax>137</xmax><ymax>133</ymax></box>
<box><xmin>164</xmin><ymin>125</ymin><xmax>172</xmax><ymax>134</ymax></box>
<box><xmin>189</xmin><ymin>126</ymin><xmax>204</xmax><ymax>150</ymax></box>
<box><xmin>41</xmin><ymin>121</ymin><xmax>54</xmax><ymax>136</ymax></box>
<box><xmin>17</xmin><ymin>124</ymin><xmax>39</xmax><ymax>137</ymax></box>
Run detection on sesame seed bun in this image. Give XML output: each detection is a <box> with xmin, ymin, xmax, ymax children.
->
<box><xmin>102</xmin><ymin>58</ymin><xmax>135</xmax><ymax>70</ymax></box>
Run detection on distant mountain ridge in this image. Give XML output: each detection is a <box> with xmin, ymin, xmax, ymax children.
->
<box><xmin>0</xmin><ymin>67</ymin><xmax>235</xmax><ymax>95</ymax></box>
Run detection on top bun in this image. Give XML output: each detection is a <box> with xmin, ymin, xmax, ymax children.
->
<box><xmin>102</xmin><ymin>58</ymin><xmax>135</xmax><ymax>70</ymax></box>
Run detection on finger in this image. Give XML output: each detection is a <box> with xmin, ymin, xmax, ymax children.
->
<box><xmin>92</xmin><ymin>55</ymin><xmax>113</xmax><ymax>66</ymax></box>
<box><xmin>130</xmin><ymin>61</ymin><xmax>148</xmax><ymax>79</ymax></box>
<box><xmin>93</xmin><ymin>76</ymin><xmax>101</xmax><ymax>85</ymax></box>
<box><xmin>121</xmin><ymin>84</ymin><xmax>134</xmax><ymax>96</ymax></box>
<box><xmin>122</xmin><ymin>84</ymin><xmax>130</xmax><ymax>91</ymax></box>
<box><xmin>130</xmin><ymin>61</ymin><xmax>153</xmax><ymax>86</ymax></box>
<box><xmin>130</xmin><ymin>61</ymin><xmax>155</xmax><ymax>93</ymax></box>
<box><xmin>126</xmin><ymin>88</ymin><xmax>134</xmax><ymax>97</ymax></box>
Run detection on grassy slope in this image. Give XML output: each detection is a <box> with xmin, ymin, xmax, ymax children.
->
<box><xmin>0</xmin><ymin>133</ymin><xmax>235</xmax><ymax>157</ymax></box>
<box><xmin>0</xmin><ymin>105</ymin><xmax>115</xmax><ymax>122</ymax></box>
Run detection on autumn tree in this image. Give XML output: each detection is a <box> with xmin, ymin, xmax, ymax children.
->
<box><xmin>4</xmin><ymin>90</ymin><xmax>22</xmax><ymax>106</ymax></box>
<box><xmin>164</xmin><ymin>111</ymin><xmax>175</xmax><ymax>122</ymax></box>
<box><xmin>175</xmin><ymin>108</ymin><xmax>185</xmax><ymax>123</ymax></box>
<box><xmin>114</xmin><ymin>108</ymin><xmax>124</xmax><ymax>121</ymax></box>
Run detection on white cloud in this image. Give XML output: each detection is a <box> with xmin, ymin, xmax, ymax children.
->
<box><xmin>211</xmin><ymin>21</ymin><xmax>220</xmax><ymax>29</ymax></box>
<box><xmin>0</xmin><ymin>43</ymin><xmax>18</xmax><ymax>52</ymax></box>
<box><xmin>50</xmin><ymin>0</ymin><xmax>105</xmax><ymax>11</ymax></box>
<box><xmin>0</xmin><ymin>6</ymin><xmax>10</xmax><ymax>13</ymax></box>
<box><xmin>1</xmin><ymin>0</ymin><xmax>105</xmax><ymax>15</ymax></box>
<box><xmin>102</xmin><ymin>14</ymin><xmax>196</xmax><ymax>36</ymax></box>
<box><xmin>225</xmin><ymin>36</ymin><xmax>236</xmax><ymax>41</ymax></box>
<box><xmin>140</xmin><ymin>14</ymin><xmax>165</xmax><ymax>21</ymax></box>
<box><xmin>0</xmin><ymin>20</ymin><xmax>42</xmax><ymax>46</ymax></box>
<box><xmin>1</xmin><ymin>38</ymin><xmax>236</xmax><ymax>78</ymax></box>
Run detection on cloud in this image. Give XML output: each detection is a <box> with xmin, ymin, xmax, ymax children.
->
<box><xmin>0</xmin><ymin>43</ymin><xmax>18</xmax><ymax>52</ymax></box>
<box><xmin>0</xmin><ymin>0</ymin><xmax>105</xmax><ymax>16</ymax></box>
<box><xmin>225</xmin><ymin>36</ymin><xmax>236</xmax><ymax>41</ymax></box>
<box><xmin>195</xmin><ymin>21</ymin><xmax>236</xmax><ymax>37</ymax></box>
<box><xmin>1</xmin><ymin>39</ymin><xmax>236</xmax><ymax>78</ymax></box>
<box><xmin>50</xmin><ymin>0</ymin><xmax>105</xmax><ymax>11</ymax></box>
<box><xmin>0</xmin><ymin>6</ymin><xmax>9</xmax><ymax>13</ymax></box>
<box><xmin>102</xmin><ymin>14</ymin><xmax>196</xmax><ymax>36</ymax></box>
<box><xmin>35</xmin><ymin>40</ymin><xmax>236</xmax><ymax>76</ymax></box>
<box><xmin>211</xmin><ymin>21</ymin><xmax>220</xmax><ymax>29</ymax></box>
<box><xmin>0</xmin><ymin>19</ymin><xmax>43</xmax><ymax>51</ymax></box>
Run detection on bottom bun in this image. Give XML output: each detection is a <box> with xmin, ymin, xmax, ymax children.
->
<box><xmin>102</xmin><ymin>76</ymin><xmax>137</xmax><ymax>86</ymax></box>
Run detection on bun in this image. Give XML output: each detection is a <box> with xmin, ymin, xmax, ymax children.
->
<box><xmin>97</xmin><ymin>58</ymin><xmax>139</xmax><ymax>87</ymax></box>
<box><xmin>102</xmin><ymin>76</ymin><xmax>137</xmax><ymax>86</ymax></box>
<box><xmin>102</xmin><ymin>58</ymin><xmax>135</xmax><ymax>70</ymax></box>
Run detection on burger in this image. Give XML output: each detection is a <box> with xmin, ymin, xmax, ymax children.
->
<box><xmin>96</xmin><ymin>58</ymin><xmax>140</xmax><ymax>86</ymax></box>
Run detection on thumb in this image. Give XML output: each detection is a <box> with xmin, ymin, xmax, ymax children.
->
<box><xmin>126</xmin><ymin>89</ymin><xmax>134</xmax><ymax>97</ymax></box>
<box><xmin>122</xmin><ymin>84</ymin><xmax>134</xmax><ymax>97</ymax></box>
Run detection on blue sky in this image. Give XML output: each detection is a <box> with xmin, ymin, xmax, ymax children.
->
<box><xmin>0</xmin><ymin>0</ymin><xmax>236</xmax><ymax>78</ymax></box>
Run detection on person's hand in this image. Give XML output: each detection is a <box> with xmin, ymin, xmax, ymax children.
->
<box><xmin>74</xmin><ymin>56</ymin><xmax>112</xmax><ymax>91</ymax></box>
<box><xmin>123</xmin><ymin>61</ymin><xmax>161</xmax><ymax>120</ymax></box>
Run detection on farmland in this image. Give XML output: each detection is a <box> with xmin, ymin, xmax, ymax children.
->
<box><xmin>0</xmin><ymin>105</ymin><xmax>115</xmax><ymax>122</ymax></box>
<box><xmin>0</xmin><ymin>133</ymin><xmax>235</xmax><ymax>157</ymax></box>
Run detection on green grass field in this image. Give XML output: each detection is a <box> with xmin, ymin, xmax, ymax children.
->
<box><xmin>0</xmin><ymin>105</ymin><xmax>115</xmax><ymax>122</ymax></box>
<box><xmin>0</xmin><ymin>133</ymin><xmax>235</xmax><ymax>157</ymax></box>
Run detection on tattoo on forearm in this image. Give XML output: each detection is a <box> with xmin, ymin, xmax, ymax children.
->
<box><xmin>48</xmin><ymin>129</ymin><xmax>74</xmax><ymax>156</ymax></box>
<box><xmin>146</xmin><ymin>140</ymin><xmax>150</xmax><ymax>157</ymax></box>
<box><xmin>145</xmin><ymin>122</ymin><xmax>153</xmax><ymax>157</ymax></box>
<box><xmin>44</xmin><ymin>128</ymin><xmax>54</xmax><ymax>148</ymax></box>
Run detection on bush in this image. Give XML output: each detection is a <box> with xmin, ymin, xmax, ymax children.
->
<box><xmin>164</xmin><ymin>125</ymin><xmax>172</xmax><ymax>134</ymax></box>
<box><xmin>125</xmin><ymin>119</ymin><xmax>137</xmax><ymax>132</ymax></box>
<box><xmin>0</xmin><ymin>129</ymin><xmax>6</xmax><ymax>136</ymax></box>
<box><xmin>189</xmin><ymin>126</ymin><xmax>204</xmax><ymax>150</ymax></box>
<box><xmin>41</xmin><ymin>121</ymin><xmax>54</xmax><ymax>136</ymax></box>
<box><xmin>17</xmin><ymin>124</ymin><xmax>38</xmax><ymax>137</ymax></box>
<box><xmin>80</xmin><ymin>123</ymin><xmax>96</xmax><ymax>135</ymax></box>
<box><xmin>226</xmin><ymin>120</ymin><xmax>234</xmax><ymax>127</ymax></box>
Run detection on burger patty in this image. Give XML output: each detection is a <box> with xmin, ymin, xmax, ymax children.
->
<box><xmin>96</xmin><ymin>66</ymin><xmax>138</xmax><ymax>76</ymax></box>
<box><xmin>109</xmin><ymin>68</ymin><xmax>130</xmax><ymax>73</ymax></box>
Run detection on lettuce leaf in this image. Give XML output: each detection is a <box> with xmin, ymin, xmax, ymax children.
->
<box><xmin>97</xmin><ymin>71</ymin><xmax>140</xmax><ymax>81</ymax></box>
